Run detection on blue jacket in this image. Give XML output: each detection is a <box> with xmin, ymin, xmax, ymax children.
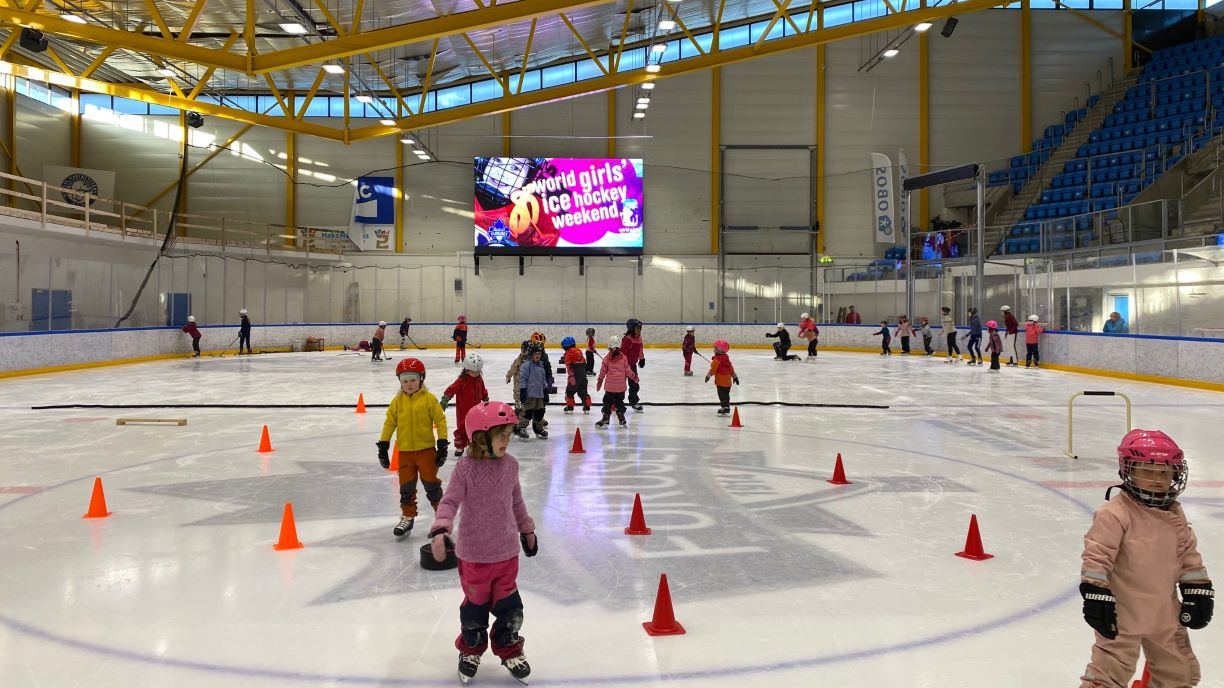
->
<box><xmin>968</xmin><ymin>315</ymin><xmax>982</xmax><ymax>336</ymax></box>
<box><xmin>519</xmin><ymin>358</ymin><xmax>552</xmax><ymax>399</ymax></box>
<box><xmin>1102</xmin><ymin>318</ymin><xmax>1128</xmax><ymax>334</ymax></box>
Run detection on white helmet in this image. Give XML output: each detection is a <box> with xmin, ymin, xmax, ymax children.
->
<box><xmin>776</xmin><ymin>322</ymin><xmax>785</xmax><ymax>329</ymax></box>
<box><xmin>187</xmin><ymin>315</ymin><xmax>195</xmax><ymax>323</ymax></box>
<box><xmin>801</xmin><ymin>312</ymin><xmax>810</xmax><ymax>320</ymax></box>
<box><xmin>608</xmin><ymin>334</ymin><xmax>622</xmax><ymax>349</ymax></box>
<box><xmin>686</xmin><ymin>325</ymin><xmax>695</xmax><ymax>331</ymax></box>
<box><xmin>240</xmin><ymin>308</ymin><xmax>247</xmax><ymax>315</ymax></box>
<box><xmin>378</xmin><ymin>320</ymin><xmax>387</xmax><ymax>327</ymax></box>
<box><xmin>1028</xmin><ymin>314</ymin><xmax>1039</xmax><ymax>322</ymax></box>
<box><xmin>461</xmin><ymin>353</ymin><xmax>484</xmax><ymax>373</ymax></box>
<box><xmin>1000</xmin><ymin>305</ymin><xmax>1011</xmax><ymax>312</ymax></box>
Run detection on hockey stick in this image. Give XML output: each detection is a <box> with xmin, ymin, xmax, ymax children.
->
<box><xmin>694</xmin><ymin>351</ymin><xmax>710</xmax><ymax>362</ymax></box>
<box><xmin>211</xmin><ymin>334</ymin><xmax>240</xmax><ymax>357</ymax></box>
<box><xmin>404</xmin><ymin>334</ymin><xmax>427</xmax><ymax>351</ymax></box>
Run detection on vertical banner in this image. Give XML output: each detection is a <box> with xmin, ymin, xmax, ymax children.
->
<box><xmin>870</xmin><ymin>153</ymin><xmax>895</xmax><ymax>244</ymax></box>
<box><xmin>897</xmin><ymin>148</ymin><xmax>909</xmax><ymax>239</ymax></box>
<box><xmin>349</xmin><ymin>175</ymin><xmax>396</xmax><ymax>251</ymax></box>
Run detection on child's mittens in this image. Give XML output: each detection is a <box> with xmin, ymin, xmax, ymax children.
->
<box><xmin>1080</xmin><ymin>582</ymin><xmax>1118</xmax><ymax>639</ymax></box>
<box><xmin>435</xmin><ymin>440</ymin><xmax>450</xmax><ymax>467</ymax></box>
<box><xmin>733</xmin><ymin>376</ymin><xmax>740</xmax><ymax>385</ymax></box>
<box><xmin>520</xmin><ymin>532</ymin><xmax>538</xmax><ymax>557</ymax></box>
<box><xmin>376</xmin><ymin>440</ymin><xmax>391</xmax><ymax>469</ymax></box>
<box><xmin>429</xmin><ymin>524</ymin><xmax>451</xmax><ymax>563</ymax></box>
<box><xmin>439</xmin><ymin>395</ymin><xmax>451</xmax><ymax>410</ymax></box>
<box><xmin>703</xmin><ymin>376</ymin><xmax>710</xmax><ymax>383</ymax></box>
<box><xmin>1179</xmin><ymin>582</ymin><xmax>1214</xmax><ymax>629</ymax></box>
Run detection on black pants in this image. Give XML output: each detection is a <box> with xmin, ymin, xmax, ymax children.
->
<box><xmin>806</xmin><ymin>339</ymin><xmax>817</xmax><ymax>357</ymax></box>
<box><xmin>922</xmin><ymin>335</ymin><xmax>933</xmax><ymax>354</ymax></box>
<box><xmin>191</xmin><ymin>337</ymin><xmax>201</xmax><ymax>355</ymax></box>
<box><xmin>990</xmin><ymin>353</ymin><xmax>1000</xmax><ymax>370</ymax></box>
<box><xmin>565</xmin><ymin>368</ymin><xmax>590</xmax><ymax>406</ymax></box>
<box><xmin>946</xmin><ymin>332</ymin><xmax>960</xmax><ymax>356</ymax></box>
<box><xmin>238</xmin><ymin>332</ymin><xmax>251</xmax><ymax>353</ymax></box>
<box><xmin>371</xmin><ymin>339</ymin><xmax>383</xmax><ymax>360</ymax></box>
<box><xmin>900</xmin><ymin>336</ymin><xmax>911</xmax><ymax>353</ymax></box>
<box><xmin>967</xmin><ymin>334</ymin><xmax>982</xmax><ymax>361</ymax></box>
<box><xmin>773</xmin><ymin>341</ymin><xmax>798</xmax><ymax>360</ymax></box>
<box><xmin>601</xmin><ymin>391</ymin><xmax>627</xmax><ymax>419</ymax></box>
<box><xmin>585</xmin><ymin>350</ymin><xmax>595</xmax><ymax>374</ymax></box>
<box><xmin>880</xmin><ymin>338</ymin><xmax>892</xmax><ymax>354</ymax></box>
<box><xmin>716</xmin><ymin>385</ymin><xmax>731</xmax><ymax>409</ymax></box>
<box><xmin>627</xmin><ymin>377</ymin><xmax>640</xmax><ymax>406</ymax></box>
<box><xmin>1026</xmin><ymin>342</ymin><xmax>1040</xmax><ymax>366</ymax></box>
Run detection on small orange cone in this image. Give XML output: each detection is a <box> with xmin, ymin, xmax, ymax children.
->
<box><xmin>729</xmin><ymin>407</ymin><xmax>743</xmax><ymax>428</ymax></box>
<box><xmin>82</xmin><ymin>477</ymin><xmax>111</xmax><ymax>519</ymax></box>
<box><xmin>273</xmin><ymin>501</ymin><xmax>304</xmax><ymax>551</ymax></box>
<box><xmin>828</xmin><ymin>453</ymin><xmax>852</xmax><ymax>485</ymax></box>
<box><xmin>955</xmin><ymin>514</ymin><xmax>994</xmax><ymax>561</ymax></box>
<box><xmin>387</xmin><ymin>446</ymin><xmax>399</xmax><ymax>473</ymax></box>
<box><xmin>355</xmin><ymin>393</ymin><xmax>366</xmax><ymax>414</ymax></box>
<box><xmin>570</xmin><ymin>428</ymin><xmax>585</xmax><ymax>454</ymax></box>
<box><xmin>257</xmin><ymin>425</ymin><xmax>273</xmax><ymax>453</ymax></box>
<box><xmin>643</xmin><ymin>573</ymin><xmax>686</xmax><ymax>636</ymax></box>
<box><xmin>625</xmin><ymin>493</ymin><xmax>651</xmax><ymax>535</ymax></box>
<box><xmin>1131</xmin><ymin>663</ymin><xmax>1151</xmax><ymax>688</ymax></box>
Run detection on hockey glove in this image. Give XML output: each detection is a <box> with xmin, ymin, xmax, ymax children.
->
<box><xmin>520</xmin><ymin>532</ymin><xmax>538</xmax><ymax>557</ymax></box>
<box><xmin>439</xmin><ymin>395</ymin><xmax>451</xmax><ymax>410</ymax></box>
<box><xmin>376</xmin><ymin>441</ymin><xmax>391</xmax><ymax>469</ymax></box>
<box><xmin>1080</xmin><ymin>582</ymin><xmax>1118</xmax><ymax>639</ymax></box>
<box><xmin>1179</xmin><ymin>582</ymin><xmax>1214</xmax><ymax>629</ymax></box>
<box><xmin>704</xmin><ymin>376</ymin><xmax>710</xmax><ymax>383</ymax></box>
<box><xmin>429</xmin><ymin>525</ymin><xmax>451</xmax><ymax>563</ymax></box>
<box><xmin>435</xmin><ymin>440</ymin><xmax>450</xmax><ymax>467</ymax></box>
<box><xmin>639</xmin><ymin>358</ymin><xmax>645</xmax><ymax>369</ymax></box>
<box><xmin>733</xmin><ymin>376</ymin><xmax>740</xmax><ymax>385</ymax></box>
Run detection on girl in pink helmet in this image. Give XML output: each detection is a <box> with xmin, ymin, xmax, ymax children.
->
<box><xmin>704</xmin><ymin>339</ymin><xmax>739</xmax><ymax>415</ymax></box>
<box><xmin>983</xmin><ymin>320</ymin><xmax>1003</xmax><ymax>371</ymax></box>
<box><xmin>430</xmin><ymin>401</ymin><xmax>537</xmax><ymax>685</ymax></box>
<box><xmin>1078</xmin><ymin>429</ymin><xmax>1212</xmax><ymax>687</ymax></box>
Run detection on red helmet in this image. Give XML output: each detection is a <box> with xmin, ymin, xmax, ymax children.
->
<box><xmin>713</xmin><ymin>339</ymin><xmax>730</xmax><ymax>352</ymax></box>
<box><xmin>395</xmin><ymin>358</ymin><xmax>426</xmax><ymax>379</ymax></box>
<box><xmin>457</xmin><ymin>315</ymin><xmax>467</xmax><ymax>323</ymax></box>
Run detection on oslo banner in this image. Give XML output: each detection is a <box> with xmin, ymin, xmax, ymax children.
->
<box><xmin>870</xmin><ymin>153</ymin><xmax>895</xmax><ymax>244</ymax></box>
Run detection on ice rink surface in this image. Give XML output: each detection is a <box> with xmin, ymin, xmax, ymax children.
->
<box><xmin>1</xmin><ymin>345</ymin><xmax>1221</xmax><ymax>687</ymax></box>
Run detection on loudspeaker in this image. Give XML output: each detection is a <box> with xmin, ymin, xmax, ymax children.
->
<box><xmin>940</xmin><ymin>17</ymin><xmax>958</xmax><ymax>38</ymax></box>
<box><xmin>19</xmin><ymin>28</ymin><xmax>48</xmax><ymax>53</ymax></box>
<box><xmin>185</xmin><ymin>111</ymin><xmax>204</xmax><ymax>129</ymax></box>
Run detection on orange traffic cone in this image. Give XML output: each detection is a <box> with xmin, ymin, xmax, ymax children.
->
<box><xmin>642</xmin><ymin>573</ymin><xmax>686</xmax><ymax>636</ymax></box>
<box><xmin>955</xmin><ymin>514</ymin><xmax>994</xmax><ymax>561</ymax></box>
<box><xmin>625</xmin><ymin>493</ymin><xmax>651</xmax><ymax>535</ymax></box>
<box><xmin>258</xmin><ymin>425</ymin><xmax>273</xmax><ymax>453</ymax></box>
<box><xmin>273</xmin><ymin>501</ymin><xmax>304</xmax><ymax>551</ymax></box>
<box><xmin>570</xmin><ymin>428</ymin><xmax>585</xmax><ymax>454</ymax></box>
<box><xmin>356</xmin><ymin>393</ymin><xmax>366</xmax><ymax>414</ymax></box>
<box><xmin>1130</xmin><ymin>663</ymin><xmax>1151</xmax><ymax>688</ymax></box>
<box><xmin>387</xmin><ymin>446</ymin><xmax>399</xmax><ymax>473</ymax></box>
<box><xmin>729</xmin><ymin>407</ymin><xmax>743</xmax><ymax>428</ymax></box>
<box><xmin>828</xmin><ymin>453</ymin><xmax>852</xmax><ymax>485</ymax></box>
<box><xmin>82</xmin><ymin>476</ymin><xmax>111</xmax><ymax>519</ymax></box>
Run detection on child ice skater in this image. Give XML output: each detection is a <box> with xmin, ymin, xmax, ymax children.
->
<box><xmin>513</xmin><ymin>342</ymin><xmax>552</xmax><ymax>439</ymax></box>
<box><xmin>704</xmin><ymin>338</ymin><xmax>740</xmax><ymax>415</ymax></box>
<box><xmin>453</xmin><ymin>315</ymin><xmax>469</xmax><ymax>363</ymax></box>
<box><xmin>371</xmin><ymin>321</ymin><xmax>387</xmax><ymax>362</ymax></box>
<box><xmin>798</xmin><ymin>312</ymin><xmax>819</xmax><ymax>359</ymax></box>
<box><xmin>622</xmin><ymin>319</ymin><xmax>646</xmax><ymax>411</ymax></box>
<box><xmin>984</xmin><ymin>320</ymin><xmax>1003</xmax><ymax>371</ymax></box>
<box><xmin>872</xmin><ymin>321</ymin><xmax>892</xmax><ymax>355</ymax></box>
<box><xmin>238</xmin><ymin>308</ymin><xmax>252</xmax><ymax>355</ymax></box>
<box><xmin>181</xmin><ymin>315</ymin><xmax>202</xmax><ymax>357</ymax></box>
<box><xmin>941</xmin><ymin>306</ymin><xmax>960</xmax><ymax>363</ymax></box>
<box><xmin>441</xmin><ymin>354</ymin><xmax>489</xmax><ymax>457</ymax></box>
<box><xmin>505</xmin><ymin>341</ymin><xmax>530</xmax><ymax>410</ymax></box>
<box><xmin>1078</xmin><ymin>429</ymin><xmax>1212</xmax><ymax>688</ymax></box>
<box><xmin>918</xmin><ymin>316</ymin><xmax>934</xmax><ymax>355</ymax></box>
<box><xmin>429</xmin><ymin>401</ymin><xmax>537</xmax><ymax>685</ymax></box>
<box><xmin>596</xmin><ymin>335</ymin><xmax>638</xmax><ymax>428</ymax></box>
<box><xmin>1025</xmin><ymin>314</ymin><xmax>1044</xmax><ymax>368</ymax></box>
<box><xmin>681</xmin><ymin>326</ymin><xmax>696</xmax><ymax>376</ymax></box>
<box><xmin>399</xmin><ymin>317</ymin><xmax>412</xmax><ymax>350</ymax></box>
<box><xmin>585</xmin><ymin>327</ymin><xmax>597</xmax><ymax>376</ymax></box>
<box><xmin>561</xmin><ymin>336</ymin><xmax>592</xmax><ymax>414</ymax></box>
<box><xmin>895</xmin><ymin>315</ymin><xmax>913</xmax><ymax>354</ymax></box>
<box><xmin>965</xmin><ymin>307</ymin><xmax>983</xmax><ymax>366</ymax></box>
<box><xmin>376</xmin><ymin>358</ymin><xmax>449</xmax><ymax>538</ymax></box>
<box><xmin>1001</xmin><ymin>305</ymin><xmax>1020</xmax><ymax>366</ymax></box>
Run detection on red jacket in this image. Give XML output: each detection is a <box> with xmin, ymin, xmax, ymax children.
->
<box><xmin>586</xmin><ymin>335</ymin><xmax>596</xmax><ymax>353</ymax></box>
<box><xmin>181</xmin><ymin>322</ymin><xmax>201</xmax><ymax>339</ymax></box>
<box><xmin>562</xmin><ymin>347</ymin><xmax>585</xmax><ymax>384</ymax></box>
<box><xmin>682</xmin><ymin>333</ymin><xmax>696</xmax><ymax>354</ymax></box>
<box><xmin>798</xmin><ymin>318</ymin><xmax>818</xmax><ymax>340</ymax></box>
<box><xmin>1004</xmin><ymin>312</ymin><xmax>1019</xmax><ymax>335</ymax></box>
<box><xmin>845</xmin><ymin>311</ymin><xmax>862</xmax><ymax>324</ymax></box>
<box><xmin>620</xmin><ymin>333</ymin><xmax>644</xmax><ymax>366</ymax></box>
<box><xmin>707</xmin><ymin>352</ymin><xmax>736</xmax><ymax>386</ymax></box>
<box><xmin>444</xmin><ymin>372</ymin><xmax>488</xmax><ymax>420</ymax></box>
<box><xmin>597</xmin><ymin>351</ymin><xmax>638</xmax><ymax>393</ymax></box>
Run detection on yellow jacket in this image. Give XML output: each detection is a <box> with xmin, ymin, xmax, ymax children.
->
<box><xmin>379</xmin><ymin>387</ymin><xmax>448</xmax><ymax>451</ymax></box>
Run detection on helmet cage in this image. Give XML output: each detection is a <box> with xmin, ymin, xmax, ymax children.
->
<box><xmin>1120</xmin><ymin>455</ymin><xmax>1188</xmax><ymax>508</ymax></box>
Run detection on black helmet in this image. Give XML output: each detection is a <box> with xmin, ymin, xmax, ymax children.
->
<box><xmin>520</xmin><ymin>340</ymin><xmax>531</xmax><ymax>352</ymax></box>
<box><xmin>585</xmin><ymin>327</ymin><xmax>596</xmax><ymax>337</ymax></box>
<box><xmin>626</xmin><ymin>318</ymin><xmax>642</xmax><ymax>332</ymax></box>
<box><xmin>527</xmin><ymin>342</ymin><xmax>544</xmax><ymax>355</ymax></box>
<box><xmin>941</xmin><ymin>306</ymin><xmax>951</xmax><ymax>312</ymax></box>
<box><xmin>968</xmin><ymin>307</ymin><xmax>978</xmax><ymax>315</ymax></box>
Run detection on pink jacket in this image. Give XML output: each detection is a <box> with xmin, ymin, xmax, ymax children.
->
<box><xmin>596</xmin><ymin>351</ymin><xmax>638</xmax><ymax>393</ymax></box>
<box><xmin>985</xmin><ymin>331</ymin><xmax>1003</xmax><ymax>354</ymax></box>
<box><xmin>1081</xmin><ymin>493</ymin><xmax>1210</xmax><ymax>635</ymax></box>
<box><xmin>433</xmin><ymin>452</ymin><xmax>535</xmax><ymax>563</ymax></box>
<box><xmin>620</xmin><ymin>334</ymin><xmax>644</xmax><ymax>366</ymax></box>
<box><xmin>1025</xmin><ymin>322</ymin><xmax>1044</xmax><ymax>344</ymax></box>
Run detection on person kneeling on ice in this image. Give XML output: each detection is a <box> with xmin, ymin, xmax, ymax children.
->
<box><xmin>181</xmin><ymin>315</ymin><xmax>203</xmax><ymax>357</ymax></box>
<box><xmin>375</xmin><ymin>358</ymin><xmax>449</xmax><ymax>538</ymax></box>
<box><xmin>441</xmin><ymin>354</ymin><xmax>490</xmax><ymax>457</ymax></box>
<box><xmin>596</xmin><ymin>335</ymin><xmax>637</xmax><ymax>428</ymax></box>
<box><xmin>371</xmin><ymin>321</ymin><xmax>388</xmax><ymax>362</ymax></box>
<box><xmin>429</xmin><ymin>401</ymin><xmax>537</xmax><ymax>685</ymax></box>
<box><xmin>765</xmin><ymin>323</ymin><xmax>800</xmax><ymax>361</ymax></box>
<box><xmin>681</xmin><ymin>326</ymin><xmax>697</xmax><ymax>376</ymax></box>
<box><xmin>1078</xmin><ymin>429</ymin><xmax>1212</xmax><ymax>688</ymax></box>
<box><xmin>704</xmin><ymin>339</ymin><xmax>739</xmax><ymax>415</ymax></box>
<box><xmin>561</xmin><ymin>336</ymin><xmax>592</xmax><ymax>414</ymax></box>
<box><xmin>513</xmin><ymin>343</ymin><xmax>552</xmax><ymax>440</ymax></box>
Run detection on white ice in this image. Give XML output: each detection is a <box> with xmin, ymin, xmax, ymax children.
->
<box><xmin>1</xmin><ymin>346</ymin><xmax>1222</xmax><ymax>687</ymax></box>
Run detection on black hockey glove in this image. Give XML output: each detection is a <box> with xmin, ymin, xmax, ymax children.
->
<box><xmin>376</xmin><ymin>441</ymin><xmax>391</xmax><ymax>469</ymax></box>
<box><xmin>520</xmin><ymin>532</ymin><xmax>538</xmax><ymax>557</ymax></box>
<box><xmin>638</xmin><ymin>358</ymin><xmax>645</xmax><ymax>369</ymax></box>
<box><xmin>733</xmin><ymin>376</ymin><xmax>740</xmax><ymax>385</ymax></box>
<box><xmin>1179</xmin><ymin>582</ymin><xmax>1214</xmax><ymax>629</ymax></box>
<box><xmin>1080</xmin><ymin>582</ymin><xmax>1118</xmax><ymax>639</ymax></box>
<box><xmin>439</xmin><ymin>395</ymin><xmax>451</xmax><ymax>410</ymax></box>
<box><xmin>435</xmin><ymin>440</ymin><xmax>450</xmax><ymax>468</ymax></box>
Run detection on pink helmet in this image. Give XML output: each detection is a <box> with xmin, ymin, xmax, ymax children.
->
<box><xmin>713</xmin><ymin>339</ymin><xmax>730</xmax><ymax>352</ymax></box>
<box><xmin>1117</xmin><ymin>429</ymin><xmax>1187</xmax><ymax>507</ymax></box>
<box><xmin>465</xmin><ymin>401</ymin><xmax>518</xmax><ymax>435</ymax></box>
<box><xmin>985</xmin><ymin>320</ymin><xmax>998</xmax><ymax>328</ymax></box>
<box><xmin>457</xmin><ymin>315</ymin><xmax>467</xmax><ymax>323</ymax></box>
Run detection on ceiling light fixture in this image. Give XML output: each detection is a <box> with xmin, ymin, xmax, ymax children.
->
<box><xmin>355</xmin><ymin>94</ymin><xmax>373</xmax><ymax>103</ymax></box>
<box><xmin>279</xmin><ymin>22</ymin><xmax>308</xmax><ymax>34</ymax></box>
<box><xmin>651</xmin><ymin>44</ymin><xmax>666</xmax><ymax>53</ymax></box>
<box><xmin>380</xmin><ymin>118</ymin><xmax>396</xmax><ymax>126</ymax></box>
<box><xmin>61</xmin><ymin>14</ymin><xmax>87</xmax><ymax>24</ymax></box>
<box><xmin>633</xmin><ymin>112</ymin><xmax>646</xmax><ymax>119</ymax></box>
<box><xmin>637</xmin><ymin>97</ymin><xmax>650</xmax><ymax>104</ymax></box>
<box><xmin>400</xmin><ymin>137</ymin><xmax>416</xmax><ymax>145</ymax></box>
<box><xmin>645</xmin><ymin>64</ymin><xmax>661</xmax><ymax>73</ymax></box>
<box><xmin>883</xmin><ymin>48</ymin><xmax>899</xmax><ymax>57</ymax></box>
<box><xmin>157</xmin><ymin>67</ymin><xmax>175</xmax><ymax>76</ymax></box>
<box><xmin>914</xmin><ymin>22</ymin><xmax>933</xmax><ymax>32</ymax></box>
<box><xmin>642</xmin><ymin>82</ymin><xmax>656</xmax><ymax>90</ymax></box>
<box><xmin>659</xmin><ymin>19</ymin><xmax>676</xmax><ymax>30</ymax></box>
<box><xmin>322</xmin><ymin>64</ymin><xmax>345</xmax><ymax>74</ymax></box>
<box><xmin>635</xmin><ymin>102</ymin><xmax>649</xmax><ymax>110</ymax></box>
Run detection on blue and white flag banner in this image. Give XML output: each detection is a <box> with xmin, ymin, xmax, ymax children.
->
<box><xmin>349</xmin><ymin>175</ymin><xmax>397</xmax><ymax>251</ymax></box>
<box><xmin>870</xmin><ymin>153</ymin><xmax>895</xmax><ymax>244</ymax></box>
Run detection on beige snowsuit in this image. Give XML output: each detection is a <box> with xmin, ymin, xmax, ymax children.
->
<box><xmin>1080</xmin><ymin>492</ymin><xmax>1210</xmax><ymax>687</ymax></box>
<box><xmin>505</xmin><ymin>353</ymin><xmax>526</xmax><ymax>405</ymax></box>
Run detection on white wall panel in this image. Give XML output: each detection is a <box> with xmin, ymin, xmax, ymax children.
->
<box><xmin>723</xmin><ymin>48</ymin><xmax>816</xmax><ymax>146</ymax></box>
<box><xmin>1032</xmin><ymin>11</ymin><xmax>1125</xmax><ymax>141</ymax></box>
<box><xmin>185</xmin><ymin>120</ymin><xmax>286</xmax><ymax>227</ymax></box>
<box><xmin>16</xmin><ymin>97</ymin><xmax>71</xmax><ymax>181</ymax></box>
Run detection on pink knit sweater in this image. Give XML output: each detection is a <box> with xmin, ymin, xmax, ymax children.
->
<box><xmin>433</xmin><ymin>452</ymin><xmax>535</xmax><ymax>563</ymax></box>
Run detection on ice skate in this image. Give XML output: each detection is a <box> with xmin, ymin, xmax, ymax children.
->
<box><xmin>458</xmin><ymin>653</ymin><xmax>481</xmax><ymax>684</ymax></box>
<box><xmin>631</xmin><ymin>404</ymin><xmax>644</xmax><ymax>412</ymax></box>
<box><xmin>502</xmin><ymin>654</ymin><xmax>530</xmax><ymax>684</ymax></box>
<box><xmin>717</xmin><ymin>407</ymin><xmax>729</xmax><ymax>415</ymax></box>
<box><xmin>684</xmin><ymin>370</ymin><xmax>694</xmax><ymax>376</ymax></box>
<box><xmin>617</xmin><ymin>414</ymin><xmax>628</xmax><ymax>427</ymax></box>
<box><xmin>454</xmin><ymin>446</ymin><xmax>464</xmax><ymax>457</ymax></box>
<box><xmin>393</xmin><ymin>516</ymin><xmax>414</xmax><ymax>538</ymax></box>
<box><xmin>563</xmin><ymin>405</ymin><xmax>574</xmax><ymax>414</ymax></box>
<box><xmin>512</xmin><ymin>427</ymin><xmax>530</xmax><ymax>440</ymax></box>
<box><xmin>595</xmin><ymin>416</ymin><xmax>610</xmax><ymax>429</ymax></box>
<box><xmin>532</xmin><ymin>425</ymin><xmax>549</xmax><ymax>439</ymax></box>
<box><xmin>582</xmin><ymin>405</ymin><xmax>590</xmax><ymax>415</ymax></box>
